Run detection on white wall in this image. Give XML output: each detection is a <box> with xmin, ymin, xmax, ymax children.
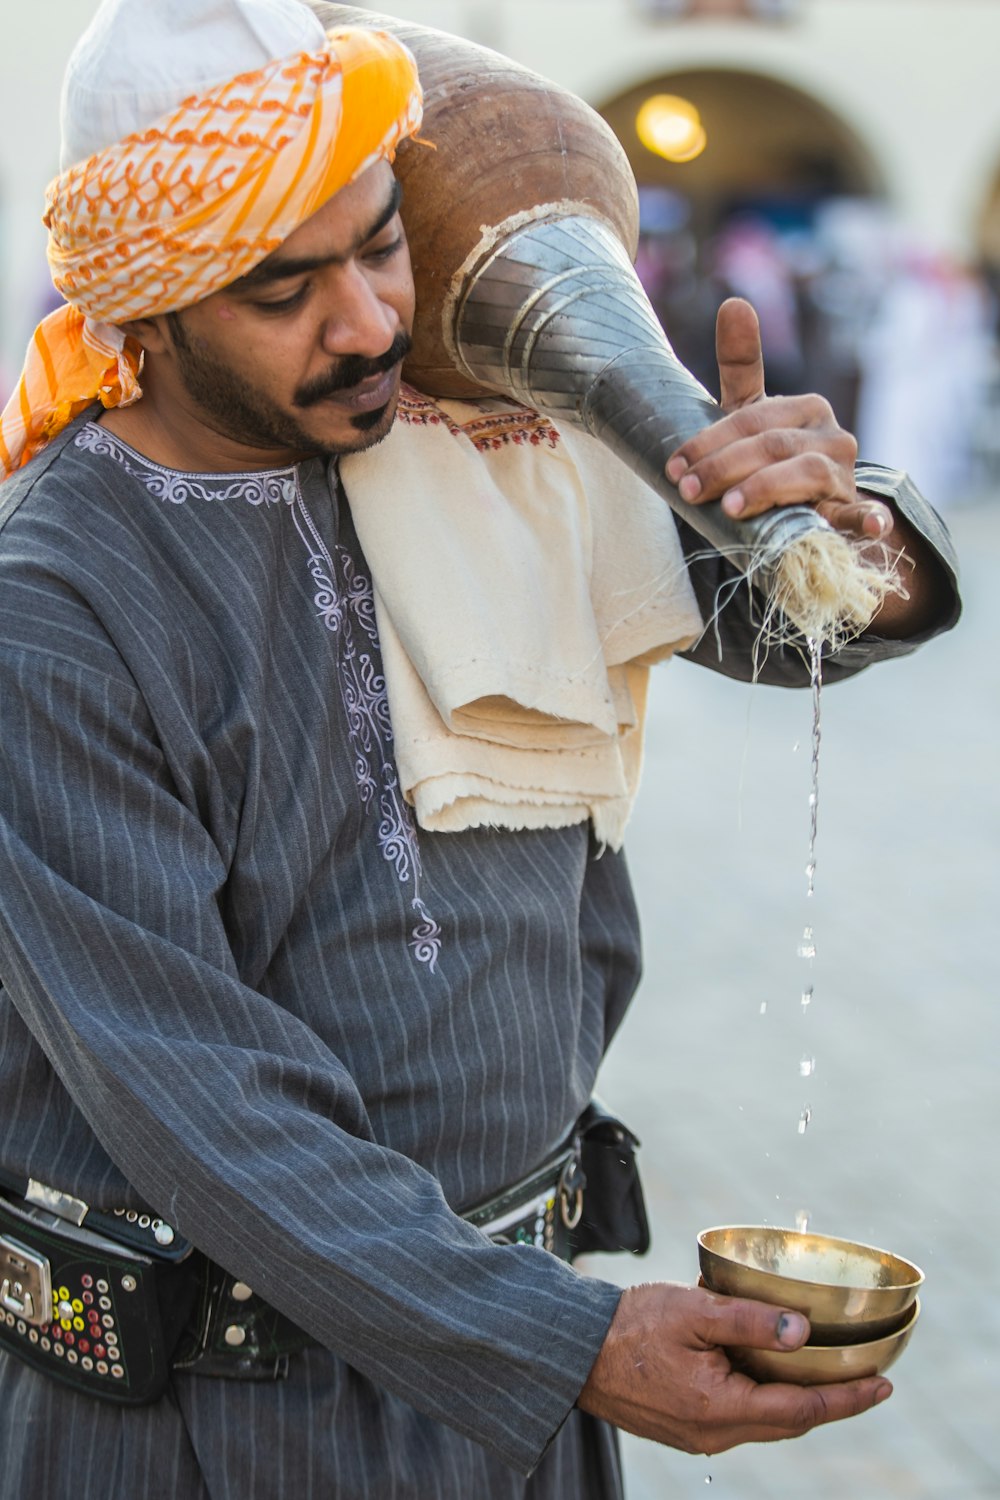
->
<box><xmin>2</xmin><ymin>0</ymin><xmax>999</xmax><ymax>375</ymax></box>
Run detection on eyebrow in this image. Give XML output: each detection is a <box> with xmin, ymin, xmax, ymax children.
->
<box><xmin>234</xmin><ymin>177</ymin><xmax>403</xmax><ymax>290</ymax></box>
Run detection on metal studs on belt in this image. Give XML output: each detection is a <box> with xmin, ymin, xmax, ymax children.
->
<box><xmin>230</xmin><ymin>1282</ymin><xmax>253</xmax><ymax>1302</ymax></box>
<box><xmin>223</xmin><ymin>1325</ymin><xmax>247</xmax><ymax>1347</ymax></box>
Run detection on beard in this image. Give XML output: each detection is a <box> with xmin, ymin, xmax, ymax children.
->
<box><xmin>167</xmin><ymin>314</ymin><xmax>412</xmax><ymax>459</ymax></box>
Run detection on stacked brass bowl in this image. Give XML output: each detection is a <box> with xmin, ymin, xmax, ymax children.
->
<box><xmin>698</xmin><ymin>1225</ymin><xmax>924</xmax><ymax>1385</ymax></box>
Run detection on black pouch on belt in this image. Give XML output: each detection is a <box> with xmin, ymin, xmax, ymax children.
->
<box><xmin>0</xmin><ymin>1189</ymin><xmax>197</xmax><ymax>1406</ymax></box>
<box><xmin>171</xmin><ymin>1261</ymin><xmax>315</xmax><ymax>1381</ymax></box>
<box><xmin>567</xmin><ymin>1098</ymin><xmax>651</xmax><ymax>1260</ymax></box>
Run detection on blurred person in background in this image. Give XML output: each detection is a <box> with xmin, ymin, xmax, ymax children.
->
<box><xmin>856</xmin><ymin>247</ymin><xmax>994</xmax><ymax>507</ymax></box>
<box><xmin>712</xmin><ymin>215</ymin><xmax>806</xmax><ymax>395</ymax></box>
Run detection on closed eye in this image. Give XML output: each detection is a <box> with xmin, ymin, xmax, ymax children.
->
<box><xmin>366</xmin><ymin>235</ymin><xmax>404</xmax><ymax>265</ymax></box>
<box><xmin>252</xmin><ymin>282</ymin><xmax>311</xmax><ymax>314</ymax></box>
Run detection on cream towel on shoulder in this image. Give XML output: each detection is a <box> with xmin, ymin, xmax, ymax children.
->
<box><xmin>340</xmin><ymin>387</ymin><xmax>703</xmax><ymax>850</ymax></box>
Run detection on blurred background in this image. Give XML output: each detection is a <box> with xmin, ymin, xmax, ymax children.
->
<box><xmin>1</xmin><ymin>2</ymin><xmax>997</xmax><ymax>1496</ymax></box>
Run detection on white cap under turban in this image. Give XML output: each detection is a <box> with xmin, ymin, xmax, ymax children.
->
<box><xmin>60</xmin><ymin>0</ymin><xmax>328</xmax><ymax>168</ymax></box>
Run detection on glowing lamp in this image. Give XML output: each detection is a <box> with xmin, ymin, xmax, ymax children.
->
<box><xmin>635</xmin><ymin>93</ymin><xmax>707</xmax><ymax>162</ymax></box>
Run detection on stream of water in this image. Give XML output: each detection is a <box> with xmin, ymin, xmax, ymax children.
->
<box><xmin>795</xmin><ymin>639</ymin><xmax>823</xmax><ymax>1159</ymax></box>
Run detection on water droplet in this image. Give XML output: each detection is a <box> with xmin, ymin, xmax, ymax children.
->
<box><xmin>808</xmin><ymin>792</ymin><xmax>817</xmax><ymax>808</ymax></box>
<box><xmin>799</xmin><ymin>1055</ymin><xmax>816</xmax><ymax>1078</ymax></box>
<box><xmin>801</xmin><ymin>986</ymin><xmax>813</xmax><ymax>1009</ymax></box>
<box><xmin>792</xmin><ymin>741</ymin><xmax>800</xmax><ymax>753</ymax></box>
<box><xmin>797</xmin><ymin>926</ymin><xmax>816</xmax><ymax>960</ymax></box>
<box><xmin>705</xmin><ymin>1478</ymin><xmax>713</xmax><ymax>1486</ymax></box>
<box><xmin>796</xmin><ymin>1209</ymin><xmax>811</xmax><ymax>1234</ymax></box>
<box><xmin>759</xmin><ymin>1000</ymin><xmax>768</xmax><ymax>1015</ymax></box>
<box><xmin>798</xmin><ymin>1106</ymin><xmax>812</xmax><ymax>1135</ymax></box>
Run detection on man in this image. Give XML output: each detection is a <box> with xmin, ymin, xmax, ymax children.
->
<box><xmin>0</xmin><ymin>2</ymin><xmax>959</xmax><ymax>1497</ymax></box>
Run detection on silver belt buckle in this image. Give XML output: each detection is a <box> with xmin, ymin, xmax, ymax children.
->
<box><xmin>558</xmin><ymin>1158</ymin><xmax>584</xmax><ymax>1231</ymax></box>
<box><xmin>0</xmin><ymin>1234</ymin><xmax>53</xmax><ymax>1326</ymax></box>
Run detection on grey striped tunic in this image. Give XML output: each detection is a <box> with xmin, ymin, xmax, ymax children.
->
<box><xmin>0</xmin><ymin>416</ymin><xmax>958</xmax><ymax>1499</ymax></box>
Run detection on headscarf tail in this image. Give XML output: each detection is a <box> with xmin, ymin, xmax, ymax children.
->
<box><xmin>0</xmin><ymin>307</ymin><xmax>142</xmax><ymax>476</ymax></box>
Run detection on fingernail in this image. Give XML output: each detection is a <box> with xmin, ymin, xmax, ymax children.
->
<box><xmin>666</xmin><ymin>457</ymin><xmax>687</xmax><ymax>483</ymax></box>
<box><xmin>870</xmin><ymin>508</ymin><xmax>888</xmax><ymax>534</ymax></box>
<box><xmin>776</xmin><ymin>1312</ymin><xmax>808</xmax><ymax>1347</ymax></box>
<box><xmin>722</xmin><ymin>489</ymin><xmax>745</xmax><ymax>517</ymax></box>
<box><xmin>874</xmin><ymin>1382</ymin><xmax>893</xmax><ymax>1405</ymax></box>
<box><xmin>679</xmin><ymin>473</ymin><xmax>701</xmax><ymax>501</ymax></box>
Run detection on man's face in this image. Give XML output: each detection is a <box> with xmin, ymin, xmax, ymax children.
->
<box><xmin>161</xmin><ymin>160</ymin><xmax>415</xmax><ymax>463</ymax></box>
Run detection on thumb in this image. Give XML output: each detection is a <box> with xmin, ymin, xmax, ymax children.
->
<box><xmin>699</xmin><ymin>1293</ymin><xmax>811</xmax><ymax>1352</ymax></box>
<box><xmin>715</xmin><ymin>296</ymin><xmax>766</xmax><ymax>411</ymax></box>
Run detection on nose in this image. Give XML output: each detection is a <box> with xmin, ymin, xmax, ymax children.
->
<box><xmin>318</xmin><ymin>266</ymin><xmax>399</xmax><ymax>360</ymax></box>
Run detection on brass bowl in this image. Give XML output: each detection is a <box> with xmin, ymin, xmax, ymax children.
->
<box><xmin>698</xmin><ymin>1225</ymin><xmax>924</xmax><ymax>1344</ymax></box>
<box><xmin>730</xmin><ymin>1298</ymin><xmax>920</xmax><ymax>1385</ymax></box>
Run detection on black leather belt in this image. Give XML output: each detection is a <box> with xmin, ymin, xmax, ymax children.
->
<box><xmin>0</xmin><ymin>1166</ymin><xmax>186</xmax><ymax>1260</ymax></box>
<box><xmin>173</xmin><ymin>1146</ymin><xmax>588</xmax><ymax>1382</ymax></box>
<box><xmin>462</xmin><ymin>1143</ymin><xmax>585</xmax><ymax>1262</ymax></box>
<box><xmin>0</xmin><ymin>1103</ymin><xmax>645</xmax><ymax>1398</ymax></box>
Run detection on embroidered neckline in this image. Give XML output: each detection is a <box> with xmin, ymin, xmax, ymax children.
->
<box><xmin>78</xmin><ymin>422</ymin><xmax>298</xmax><ymax>483</ymax></box>
<box><xmin>76</xmin><ymin>422</ymin><xmax>442</xmax><ymax>973</ymax></box>
<box><xmin>75</xmin><ymin>424</ymin><xmax>300</xmax><ymax>507</ymax></box>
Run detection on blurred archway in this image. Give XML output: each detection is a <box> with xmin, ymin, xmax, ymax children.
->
<box><xmin>600</xmin><ymin>68</ymin><xmax>887</xmax><ymax>424</ymax></box>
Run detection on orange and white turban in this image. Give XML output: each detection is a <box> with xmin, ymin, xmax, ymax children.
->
<box><xmin>0</xmin><ymin>0</ymin><xmax>422</xmax><ymax>481</ymax></box>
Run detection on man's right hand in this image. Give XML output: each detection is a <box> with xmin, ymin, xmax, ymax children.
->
<box><xmin>576</xmin><ymin>1282</ymin><xmax>892</xmax><ymax>1454</ymax></box>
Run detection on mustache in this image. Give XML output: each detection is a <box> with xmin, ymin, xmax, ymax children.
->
<box><xmin>294</xmin><ymin>331</ymin><xmax>413</xmax><ymax>407</ymax></box>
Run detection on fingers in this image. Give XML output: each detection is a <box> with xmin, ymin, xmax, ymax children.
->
<box><xmin>577</xmin><ymin>1282</ymin><xmax>894</xmax><ymax>1459</ymax></box>
<box><xmin>715</xmin><ymin>297</ymin><xmax>766</xmax><ymax>411</ymax></box>
<box><xmin>747</xmin><ymin>1374</ymin><xmax>893</xmax><ymax>1430</ymax></box>
<box><xmin>670</xmin><ymin>437</ymin><xmax>856</xmax><ymax>519</ymax></box>
<box><xmin>706</xmin><ymin>449</ymin><xmax>852</xmax><ymax>520</ymax></box>
<box><xmin>815</xmin><ymin>495</ymin><xmax>894</xmax><ymax>538</ymax></box>
<box><xmin>669</xmin><ymin>392</ymin><xmax>848</xmax><ymax>475</ymax></box>
<box><xmin>721</xmin><ymin>1374</ymin><xmax>893</xmax><ymax>1449</ymax></box>
<box><xmin>665</xmin><ymin>392</ymin><xmax>860</xmax><ymax>527</ymax></box>
<box><xmin>691</xmin><ymin>1379</ymin><xmax>893</xmax><ymax>1453</ymax></box>
<box><xmin>692</xmin><ymin>1294</ymin><xmax>893</xmax><ymax>1449</ymax></box>
<box><xmin>696</xmin><ymin>1291</ymin><xmax>811</xmax><ymax>1351</ymax></box>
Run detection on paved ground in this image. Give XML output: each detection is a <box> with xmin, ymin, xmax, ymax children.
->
<box><xmin>586</xmin><ymin>499</ymin><xmax>998</xmax><ymax>1499</ymax></box>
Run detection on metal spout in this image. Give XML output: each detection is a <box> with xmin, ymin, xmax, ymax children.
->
<box><xmin>454</xmin><ymin>214</ymin><xmax>829</xmax><ymax>590</ymax></box>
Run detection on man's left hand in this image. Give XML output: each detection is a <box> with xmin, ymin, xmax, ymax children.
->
<box><xmin>665</xmin><ymin>297</ymin><xmax>888</xmax><ymax>541</ymax></box>
<box><xmin>664</xmin><ymin>297</ymin><xmax>948</xmax><ymax>636</ymax></box>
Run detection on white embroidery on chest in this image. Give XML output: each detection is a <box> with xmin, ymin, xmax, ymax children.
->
<box><xmin>76</xmin><ymin>425</ymin><xmax>442</xmax><ymax>973</ymax></box>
